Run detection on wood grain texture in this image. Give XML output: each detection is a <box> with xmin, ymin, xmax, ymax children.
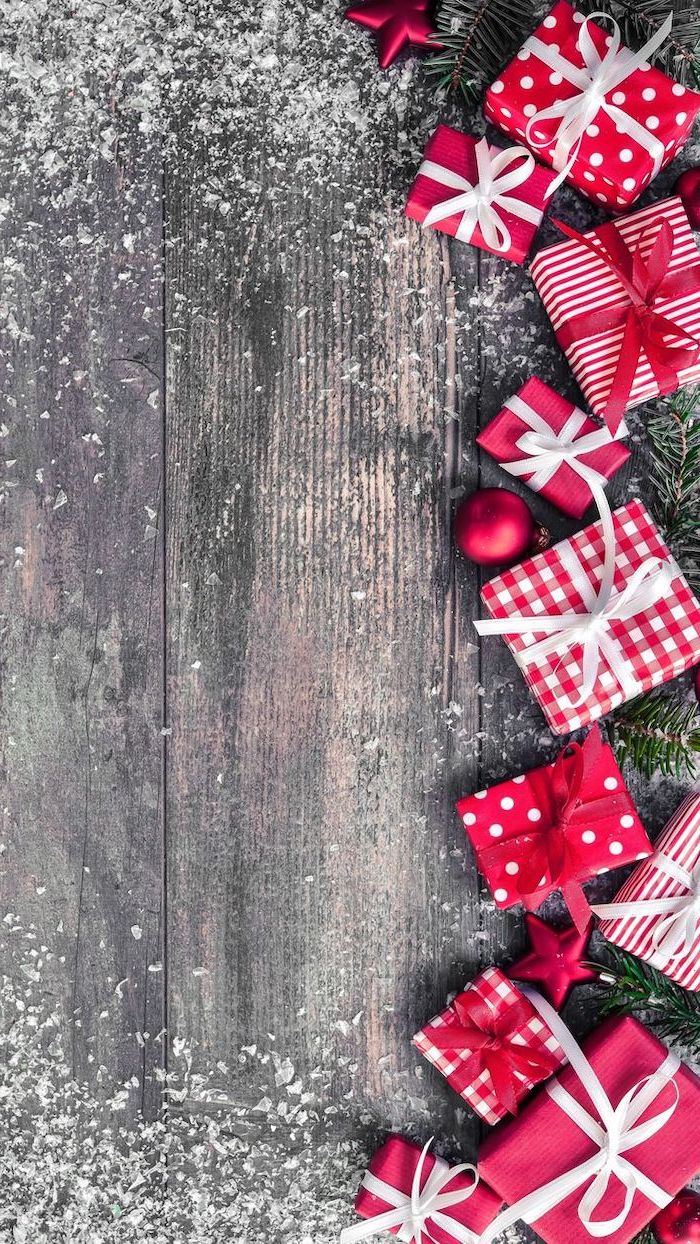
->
<box><xmin>0</xmin><ymin>132</ymin><xmax>165</xmax><ymax>1117</ymax></box>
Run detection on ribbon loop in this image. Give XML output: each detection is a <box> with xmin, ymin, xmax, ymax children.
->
<box><xmin>420</xmin><ymin>138</ymin><xmax>540</xmax><ymax>253</ymax></box>
<box><xmin>499</xmin><ymin>392</ymin><xmax>627</xmax><ymax>498</ymax></box>
<box><xmin>593</xmin><ymin>853</ymin><xmax>700</xmax><ymax>964</ymax></box>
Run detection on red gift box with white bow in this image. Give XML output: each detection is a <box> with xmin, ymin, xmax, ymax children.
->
<box><xmin>456</xmin><ymin>727</ymin><xmax>651</xmax><ymax>932</ymax></box>
<box><xmin>594</xmin><ymin>793</ymin><xmax>700</xmax><ymax>992</ymax></box>
<box><xmin>341</xmin><ymin>1134</ymin><xmax>502</xmax><ymax>1244</ymax></box>
<box><xmin>405</xmin><ymin>125</ymin><xmax>557</xmax><ymax>263</ymax></box>
<box><xmin>475</xmin><ymin>498</ymin><xmax>700</xmax><ymax>736</ymax></box>
<box><xmin>476</xmin><ymin>377</ymin><xmax>630</xmax><ymax>519</ymax></box>
<box><xmin>413</xmin><ymin>967</ymin><xmax>566</xmax><ymax>1126</ymax></box>
<box><xmin>484</xmin><ymin>1</ymin><xmax>700</xmax><ymax>210</ymax></box>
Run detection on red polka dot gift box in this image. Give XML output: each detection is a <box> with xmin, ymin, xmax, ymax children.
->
<box><xmin>475</xmin><ymin>499</ymin><xmax>700</xmax><ymax>737</ymax></box>
<box><xmin>476</xmin><ymin>377</ymin><xmax>630</xmax><ymax>520</ymax></box>
<box><xmin>412</xmin><ymin>968</ymin><xmax>567</xmax><ymax>1126</ymax></box>
<box><xmin>484</xmin><ymin>1</ymin><xmax>700</xmax><ymax>211</ymax></box>
<box><xmin>343</xmin><ymin>1134</ymin><xmax>502</xmax><ymax>1244</ymax></box>
<box><xmin>405</xmin><ymin>125</ymin><xmax>558</xmax><ymax>264</ymax></box>
<box><xmin>455</xmin><ymin>726</ymin><xmax>651</xmax><ymax>933</ymax></box>
<box><xmin>530</xmin><ymin>197</ymin><xmax>700</xmax><ymax>436</ymax></box>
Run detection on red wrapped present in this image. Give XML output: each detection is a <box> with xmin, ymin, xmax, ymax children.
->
<box><xmin>405</xmin><ymin>125</ymin><xmax>557</xmax><ymax>264</ymax></box>
<box><xmin>478</xmin><ymin>992</ymin><xmax>700</xmax><ymax>1244</ymax></box>
<box><xmin>593</xmin><ymin>794</ymin><xmax>700</xmax><ymax>992</ymax></box>
<box><xmin>484</xmin><ymin>1</ymin><xmax>700</xmax><ymax>210</ymax></box>
<box><xmin>529</xmin><ymin>197</ymin><xmax>700</xmax><ymax>435</ymax></box>
<box><xmin>476</xmin><ymin>377</ymin><xmax>630</xmax><ymax>519</ymax></box>
<box><xmin>340</xmin><ymin>1134</ymin><xmax>502</xmax><ymax>1244</ymax></box>
<box><xmin>456</xmin><ymin>727</ymin><xmax>650</xmax><ymax>932</ymax></box>
<box><xmin>412</xmin><ymin>967</ymin><xmax>566</xmax><ymax>1125</ymax></box>
<box><xmin>475</xmin><ymin>498</ymin><xmax>700</xmax><ymax>736</ymax></box>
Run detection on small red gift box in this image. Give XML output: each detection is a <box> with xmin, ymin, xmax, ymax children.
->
<box><xmin>456</xmin><ymin>728</ymin><xmax>651</xmax><ymax>931</ymax></box>
<box><xmin>405</xmin><ymin>125</ymin><xmax>557</xmax><ymax>264</ymax></box>
<box><xmin>594</xmin><ymin>794</ymin><xmax>700</xmax><ymax>992</ymax></box>
<box><xmin>530</xmin><ymin>197</ymin><xmax>700</xmax><ymax>434</ymax></box>
<box><xmin>479</xmin><ymin>1009</ymin><xmax>700</xmax><ymax>1244</ymax></box>
<box><xmin>344</xmin><ymin>1134</ymin><xmax>502</xmax><ymax>1244</ymax></box>
<box><xmin>476</xmin><ymin>499</ymin><xmax>700</xmax><ymax>736</ymax></box>
<box><xmin>484</xmin><ymin>1</ymin><xmax>700</xmax><ymax>210</ymax></box>
<box><xmin>476</xmin><ymin>378</ymin><xmax>630</xmax><ymax>519</ymax></box>
<box><xmin>413</xmin><ymin>967</ymin><xmax>566</xmax><ymax>1125</ymax></box>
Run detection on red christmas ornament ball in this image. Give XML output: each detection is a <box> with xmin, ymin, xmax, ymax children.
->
<box><xmin>673</xmin><ymin>168</ymin><xmax>700</xmax><ymax>231</ymax></box>
<box><xmin>653</xmin><ymin>1189</ymin><xmax>700</xmax><ymax>1244</ymax></box>
<box><xmin>454</xmin><ymin>488</ymin><xmax>547</xmax><ymax>567</ymax></box>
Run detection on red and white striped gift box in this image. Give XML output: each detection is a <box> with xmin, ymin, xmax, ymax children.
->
<box><xmin>478</xmin><ymin>499</ymin><xmax>700</xmax><ymax>736</ymax></box>
<box><xmin>530</xmin><ymin>197</ymin><xmax>700</xmax><ymax>423</ymax></box>
<box><xmin>596</xmin><ymin>794</ymin><xmax>700</xmax><ymax>991</ymax></box>
<box><xmin>413</xmin><ymin>967</ymin><xmax>566</xmax><ymax>1126</ymax></box>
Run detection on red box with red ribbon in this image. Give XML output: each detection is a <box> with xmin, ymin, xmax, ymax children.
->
<box><xmin>530</xmin><ymin>197</ymin><xmax>700</xmax><ymax>435</ymax></box>
<box><xmin>405</xmin><ymin>125</ymin><xmax>557</xmax><ymax>264</ymax></box>
<box><xmin>476</xmin><ymin>377</ymin><xmax>631</xmax><ymax>519</ymax></box>
<box><xmin>456</xmin><ymin>728</ymin><xmax>651</xmax><ymax>932</ymax></box>
<box><xmin>347</xmin><ymin>1135</ymin><xmax>502</xmax><ymax>1244</ymax></box>
<box><xmin>484</xmin><ymin>1</ymin><xmax>700</xmax><ymax>211</ymax></box>
<box><xmin>412</xmin><ymin>967</ymin><xmax>567</xmax><ymax>1126</ymax></box>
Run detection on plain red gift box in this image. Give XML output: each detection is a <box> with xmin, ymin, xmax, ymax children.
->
<box><xmin>478</xmin><ymin>1016</ymin><xmax>700</xmax><ymax>1244</ymax></box>
<box><xmin>405</xmin><ymin>125</ymin><xmax>557</xmax><ymax>264</ymax></box>
<box><xmin>354</xmin><ymin>1135</ymin><xmax>502</xmax><ymax>1243</ymax></box>
<box><xmin>476</xmin><ymin>378</ymin><xmax>631</xmax><ymax>520</ymax></box>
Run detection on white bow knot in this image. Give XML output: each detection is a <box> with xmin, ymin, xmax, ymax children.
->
<box><xmin>593</xmin><ymin>853</ymin><xmax>700</xmax><ymax>965</ymax></box>
<box><xmin>420</xmin><ymin>138</ymin><xmax>542</xmax><ymax>254</ymax></box>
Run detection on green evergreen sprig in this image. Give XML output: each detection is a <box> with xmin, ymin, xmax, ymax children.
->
<box><xmin>591</xmin><ymin>946</ymin><xmax>700</xmax><ymax>1053</ymax></box>
<box><xmin>426</xmin><ymin>0</ymin><xmax>534</xmax><ymax>99</ymax></box>
<box><xmin>610</xmin><ymin>689</ymin><xmax>700</xmax><ymax>781</ymax></box>
<box><xmin>647</xmin><ymin>386</ymin><xmax>700</xmax><ymax>597</ymax></box>
<box><xmin>576</xmin><ymin>0</ymin><xmax>700</xmax><ymax>88</ymax></box>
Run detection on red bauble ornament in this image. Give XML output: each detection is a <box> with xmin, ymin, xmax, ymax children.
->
<box><xmin>508</xmin><ymin>914</ymin><xmax>596</xmax><ymax>1010</ymax></box>
<box><xmin>653</xmin><ymin>1189</ymin><xmax>700</xmax><ymax>1243</ymax></box>
<box><xmin>454</xmin><ymin>488</ymin><xmax>548</xmax><ymax>567</ymax></box>
<box><xmin>673</xmin><ymin>168</ymin><xmax>700</xmax><ymax>231</ymax></box>
<box><xmin>344</xmin><ymin>0</ymin><xmax>442</xmax><ymax>68</ymax></box>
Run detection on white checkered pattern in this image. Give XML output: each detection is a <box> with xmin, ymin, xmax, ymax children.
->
<box><xmin>412</xmin><ymin>967</ymin><xmax>566</xmax><ymax>1126</ymax></box>
<box><xmin>480</xmin><ymin>499</ymin><xmax>700</xmax><ymax>736</ymax></box>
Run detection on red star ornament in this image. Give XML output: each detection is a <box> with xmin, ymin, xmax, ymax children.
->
<box><xmin>508</xmin><ymin>913</ymin><xmax>597</xmax><ymax>1010</ymax></box>
<box><xmin>344</xmin><ymin>0</ymin><xmax>442</xmax><ymax>69</ymax></box>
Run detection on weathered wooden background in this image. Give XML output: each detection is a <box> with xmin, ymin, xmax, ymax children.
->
<box><xmin>0</xmin><ymin>0</ymin><xmax>698</xmax><ymax>1233</ymax></box>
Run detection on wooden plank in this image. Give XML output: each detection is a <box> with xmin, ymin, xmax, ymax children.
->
<box><xmin>0</xmin><ymin>134</ymin><xmax>165</xmax><ymax>1117</ymax></box>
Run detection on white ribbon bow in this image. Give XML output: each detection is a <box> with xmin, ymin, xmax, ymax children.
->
<box><xmin>479</xmin><ymin>990</ymin><xmax>680</xmax><ymax>1243</ymax></box>
<box><xmin>340</xmin><ymin>1138</ymin><xmax>480</xmax><ymax>1244</ymax></box>
<box><xmin>474</xmin><ymin>480</ymin><xmax>676</xmax><ymax>704</ymax></box>
<box><xmin>524</xmin><ymin>11</ymin><xmax>672</xmax><ymax>194</ymax></box>
<box><xmin>420</xmin><ymin>138</ymin><xmax>542</xmax><ymax>253</ymax></box>
<box><xmin>499</xmin><ymin>393</ymin><xmax>627</xmax><ymax>500</ymax></box>
<box><xmin>593</xmin><ymin>852</ymin><xmax>700</xmax><ymax>965</ymax></box>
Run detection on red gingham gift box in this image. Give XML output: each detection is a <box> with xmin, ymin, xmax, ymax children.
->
<box><xmin>476</xmin><ymin>377</ymin><xmax>630</xmax><ymax>519</ymax></box>
<box><xmin>484</xmin><ymin>1</ymin><xmax>700</xmax><ymax>211</ymax></box>
<box><xmin>476</xmin><ymin>499</ymin><xmax>700</xmax><ymax>736</ymax></box>
<box><xmin>594</xmin><ymin>794</ymin><xmax>700</xmax><ymax>992</ymax></box>
<box><xmin>412</xmin><ymin>967</ymin><xmax>566</xmax><ymax>1126</ymax></box>
<box><xmin>456</xmin><ymin>727</ymin><xmax>651</xmax><ymax>928</ymax></box>
<box><xmin>530</xmin><ymin>198</ymin><xmax>700</xmax><ymax>433</ymax></box>
<box><xmin>405</xmin><ymin>125</ymin><xmax>557</xmax><ymax>264</ymax></box>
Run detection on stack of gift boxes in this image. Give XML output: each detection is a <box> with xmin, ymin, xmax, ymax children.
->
<box><xmin>341</xmin><ymin>5</ymin><xmax>700</xmax><ymax>1244</ymax></box>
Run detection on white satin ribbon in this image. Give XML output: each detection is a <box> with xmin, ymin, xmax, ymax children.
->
<box><xmin>593</xmin><ymin>852</ymin><xmax>700</xmax><ymax>965</ymax></box>
<box><xmin>340</xmin><ymin>1138</ymin><xmax>480</xmax><ymax>1244</ymax></box>
<box><xmin>499</xmin><ymin>393</ymin><xmax>627</xmax><ymax>499</ymax></box>
<box><xmin>474</xmin><ymin>483</ymin><xmax>676</xmax><ymax>704</ymax></box>
<box><xmin>523</xmin><ymin>11</ymin><xmax>672</xmax><ymax>195</ymax></box>
<box><xmin>420</xmin><ymin>138</ymin><xmax>542</xmax><ymax>253</ymax></box>
<box><xmin>479</xmin><ymin>989</ymin><xmax>680</xmax><ymax>1243</ymax></box>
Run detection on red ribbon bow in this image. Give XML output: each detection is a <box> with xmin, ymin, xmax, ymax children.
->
<box><xmin>428</xmin><ymin>988</ymin><xmax>561</xmax><ymax>1115</ymax></box>
<box><xmin>480</xmin><ymin>727</ymin><xmax>628</xmax><ymax>933</ymax></box>
<box><xmin>554</xmin><ymin>216</ymin><xmax>700</xmax><ymax>435</ymax></box>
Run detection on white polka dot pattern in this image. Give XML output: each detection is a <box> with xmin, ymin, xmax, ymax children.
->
<box><xmin>483</xmin><ymin>0</ymin><xmax>700</xmax><ymax>209</ymax></box>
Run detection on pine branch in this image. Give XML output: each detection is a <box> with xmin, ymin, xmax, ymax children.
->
<box><xmin>647</xmin><ymin>386</ymin><xmax>700</xmax><ymax>596</ymax></box>
<box><xmin>425</xmin><ymin>0</ymin><xmax>533</xmax><ymax>98</ymax></box>
<box><xmin>610</xmin><ymin>688</ymin><xmax>700</xmax><ymax>780</ymax></box>
<box><xmin>591</xmin><ymin>946</ymin><xmax>700</xmax><ymax>1054</ymax></box>
<box><xmin>630</xmin><ymin>1229</ymin><xmax>656</xmax><ymax>1244</ymax></box>
<box><xmin>576</xmin><ymin>0</ymin><xmax>700</xmax><ymax>87</ymax></box>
